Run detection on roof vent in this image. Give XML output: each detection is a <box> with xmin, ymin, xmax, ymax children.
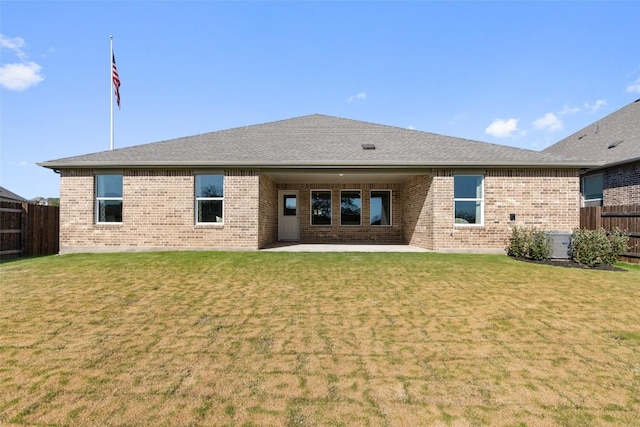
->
<box><xmin>362</xmin><ymin>143</ymin><xmax>375</xmax><ymax>150</ymax></box>
<box><xmin>608</xmin><ymin>140</ymin><xmax>624</xmax><ymax>149</ymax></box>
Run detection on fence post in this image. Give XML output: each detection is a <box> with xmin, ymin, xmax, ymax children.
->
<box><xmin>21</xmin><ymin>202</ymin><xmax>29</xmax><ymax>257</ymax></box>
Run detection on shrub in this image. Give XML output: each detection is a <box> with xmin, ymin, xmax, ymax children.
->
<box><xmin>607</xmin><ymin>228</ymin><xmax>631</xmax><ymax>264</ymax></box>
<box><xmin>569</xmin><ymin>228</ymin><xmax>630</xmax><ymax>267</ymax></box>
<box><xmin>506</xmin><ymin>226</ymin><xmax>552</xmax><ymax>261</ymax></box>
<box><xmin>529</xmin><ymin>229</ymin><xmax>553</xmax><ymax>261</ymax></box>
<box><xmin>506</xmin><ymin>226</ymin><xmax>530</xmax><ymax>258</ymax></box>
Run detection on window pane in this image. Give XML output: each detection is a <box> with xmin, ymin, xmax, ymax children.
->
<box><xmin>455</xmin><ymin>201</ymin><xmax>481</xmax><ymax>224</ymax></box>
<box><xmin>196</xmin><ymin>175</ymin><xmax>224</xmax><ymax>197</ymax></box>
<box><xmin>454</xmin><ymin>175</ymin><xmax>482</xmax><ymax>198</ymax></box>
<box><xmin>283</xmin><ymin>195</ymin><xmax>297</xmax><ymax>216</ymax></box>
<box><xmin>341</xmin><ymin>191</ymin><xmax>361</xmax><ymax>226</ymax></box>
<box><xmin>198</xmin><ymin>200</ymin><xmax>223</xmax><ymax>223</ymax></box>
<box><xmin>311</xmin><ymin>191</ymin><xmax>331</xmax><ymax>225</ymax></box>
<box><xmin>370</xmin><ymin>191</ymin><xmax>391</xmax><ymax>226</ymax></box>
<box><xmin>583</xmin><ymin>175</ymin><xmax>603</xmax><ymax>200</ymax></box>
<box><xmin>98</xmin><ymin>200</ymin><xmax>122</xmax><ymax>222</ymax></box>
<box><xmin>96</xmin><ymin>175</ymin><xmax>123</xmax><ymax>197</ymax></box>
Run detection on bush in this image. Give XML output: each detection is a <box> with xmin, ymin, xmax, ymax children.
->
<box><xmin>569</xmin><ymin>228</ymin><xmax>630</xmax><ymax>267</ymax></box>
<box><xmin>506</xmin><ymin>226</ymin><xmax>530</xmax><ymax>258</ymax></box>
<box><xmin>506</xmin><ymin>226</ymin><xmax>552</xmax><ymax>261</ymax></box>
<box><xmin>529</xmin><ymin>229</ymin><xmax>553</xmax><ymax>261</ymax></box>
<box><xmin>607</xmin><ymin>229</ymin><xmax>631</xmax><ymax>264</ymax></box>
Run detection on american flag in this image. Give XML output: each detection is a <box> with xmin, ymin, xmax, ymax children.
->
<box><xmin>112</xmin><ymin>53</ymin><xmax>121</xmax><ymax>109</ymax></box>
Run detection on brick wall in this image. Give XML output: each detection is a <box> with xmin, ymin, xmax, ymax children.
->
<box><xmin>59</xmin><ymin>169</ymin><xmax>261</xmax><ymax>253</ymax></box>
<box><xmin>428</xmin><ymin>169</ymin><xmax>580</xmax><ymax>251</ymax></box>
<box><xmin>59</xmin><ymin>168</ymin><xmax>581</xmax><ymax>253</ymax></box>
<box><xmin>60</xmin><ymin>170</ymin><xmax>94</xmax><ymax>251</ymax></box>
<box><xmin>603</xmin><ymin>161</ymin><xmax>640</xmax><ymax>206</ymax></box>
<box><xmin>258</xmin><ymin>174</ymin><xmax>278</xmax><ymax>248</ymax></box>
<box><xmin>401</xmin><ymin>174</ymin><xmax>434</xmax><ymax>248</ymax></box>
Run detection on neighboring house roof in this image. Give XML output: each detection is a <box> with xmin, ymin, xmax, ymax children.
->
<box><xmin>543</xmin><ymin>98</ymin><xmax>640</xmax><ymax>169</ymax></box>
<box><xmin>40</xmin><ymin>114</ymin><xmax>596</xmax><ymax>170</ymax></box>
<box><xmin>0</xmin><ymin>186</ymin><xmax>27</xmax><ymax>202</ymax></box>
<box><xmin>30</xmin><ymin>197</ymin><xmax>49</xmax><ymax>206</ymax></box>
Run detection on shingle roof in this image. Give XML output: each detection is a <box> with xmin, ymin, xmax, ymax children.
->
<box><xmin>40</xmin><ymin>114</ymin><xmax>595</xmax><ymax>169</ymax></box>
<box><xmin>0</xmin><ymin>186</ymin><xmax>27</xmax><ymax>202</ymax></box>
<box><xmin>543</xmin><ymin>99</ymin><xmax>640</xmax><ymax>167</ymax></box>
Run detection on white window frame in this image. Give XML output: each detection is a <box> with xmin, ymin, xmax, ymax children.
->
<box><xmin>453</xmin><ymin>175</ymin><xmax>484</xmax><ymax>226</ymax></box>
<box><xmin>340</xmin><ymin>189</ymin><xmax>362</xmax><ymax>226</ymax></box>
<box><xmin>195</xmin><ymin>174</ymin><xmax>224</xmax><ymax>225</ymax></box>
<box><xmin>310</xmin><ymin>189</ymin><xmax>332</xmax><ymax>226</ymax></box>
<box><xmin>582</xmin><ymin>173</ymin><xmax>604</xmax><ymax>206</ymax></box>
<box><xmin>370</xmin><ymin>190</ymin><xmax>392</xmax><ymax>226</ymax></box>
<box><xmin>95</xmin><ymin>174</ymin><xmax>123</xmax><ymax>224</ymax></box>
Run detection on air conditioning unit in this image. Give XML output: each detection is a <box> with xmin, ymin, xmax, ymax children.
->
<box><xmin>548</xmin><ymin>232</ymin><xmax>572</xmax><ymax>259</ymax></box>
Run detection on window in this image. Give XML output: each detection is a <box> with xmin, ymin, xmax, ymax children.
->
<box><xmin>341</xmin><ymin>190</ymin><xmax>361</xmax><ymax>226</ymax></box>
<box><xmin>95</xmin><ymin>175</ymin><xmax>123</xmax><ymax>223</ymax></box>
<box><xmin>454</xmin><ymin>175</ymin><xmax>483</xmax><ymax>225</ymax></box>
<box><xmin>283</xmin><ymin>195</ymin><xmax>297</xmax><ymax>216</ymax></box>
<box><xmin>311</xmin><ymin>190</ymin><xmax>331</xmax><ymax>225</ymax></box>
<box><xmin>370</xmin><ymin>190</ymin><xmax>391</xmax><ymax>226</ymax></box>
<box><xmin>196</xmin><ymin>175</ymin><xmax>224</xmax><ymax>224</ymax></box>
<box><xmin>582</xmin><ymin>174</ymin><xmax>603</xmax><ymax>206</ymax></box>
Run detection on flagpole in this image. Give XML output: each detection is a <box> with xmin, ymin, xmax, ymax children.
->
<box><xmin>110</xmin><ymin>35</ymin><xmax>114</xmax><ymax>151</ymax></box>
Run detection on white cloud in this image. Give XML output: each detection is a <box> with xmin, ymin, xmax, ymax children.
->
<box><xmin>533</xmin><ymin>112</ymin><xmax>563</xmax><ymax>132</ymax></box>
<box><xmin>627</xmin><ymin>76</ymin><xmax>640</xmax><ymax>94</ymax></box>
<box><xmin>0</xmin><ymin>62</ymin><xmax>44</xmax><ymax>91</ymax></box>
<box><xmin>347</xmin><ymin>91</ymin><xmax>367</xmax><ymax>102</ymax></box>
<box><xmin>584</xmin><ymin>99</ymin><xmax>607</xmax><ymax>112</ymax></box>
<box><xmin>449</xmin><ymin>113</ymin><xmax>465</xmax><ymax>126</ymax></box>
<box><xmin>0</xmin><ymin>34</ymin><xmax>26</xmax><ymax>58</ymax></box>
<box><xmin>485</xmin><ymin>118</ymin><xmax>519</xmax><ymax>138</ymax></box>
<box><xmin>407</xmin><ymin>125</ymin><xmax>416</xmax><ymax>130</ymax></box>
<box><xmin>559</xmin><ymin>104</ymin><xmax>581</xmax><ymax>115</ymax></box>
<box><xmin>0</xmin><ymin>35</ymin><xmax>45</xmax><ymax>91</ymax></box>
<box><xmin>557</xmin><ymin>99</ymin><xmax>608</xmax><ymax>116</ymax></box>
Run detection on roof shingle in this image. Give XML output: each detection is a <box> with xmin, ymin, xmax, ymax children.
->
<box><xmin>40</xmin><ymin>114</ymin><xmax>595</xmax><ymax>169</ymax></box>
<box><xmin>0</xmin><ymin>186</ymin><xmax>27</xmax><ymax>202</ymax></box>
<box><xmin>543</xmin><ymin>99</ymin><xmax>640</xmax><ymax>166</ymax></box>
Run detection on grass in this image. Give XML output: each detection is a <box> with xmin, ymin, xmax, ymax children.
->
<box><xmin>0</xmin><ymin>251</ymin><xmax>639</xmax><ymax>426</ymax></box>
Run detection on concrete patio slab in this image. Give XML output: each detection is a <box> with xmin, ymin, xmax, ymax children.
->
<box><xmin>261</xmin><ymin>243</ymin><xmax>430</xmax><ymax>252</ymax></box>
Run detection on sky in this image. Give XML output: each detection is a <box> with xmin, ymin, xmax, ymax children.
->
<box><xmin>1</xmin><ymin>1</ymin><xmax>639</xmax><ymax>199</ymax></box>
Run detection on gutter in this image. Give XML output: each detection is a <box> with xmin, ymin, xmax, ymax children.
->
<box><xmin>38</xmin><ymin>160</ymin><xmax>601</xmax><ymax>170</ymax></box>
<box><xmin>580</xmin><ymin>156</ymin><xmax>640</xmax><ymax>174</ymax></box>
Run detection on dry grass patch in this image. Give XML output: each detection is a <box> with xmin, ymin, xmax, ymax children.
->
<box><xmin>1</xmin><ymin>252</ymin><xmax>639</xmax><ymax>426</ymax></box>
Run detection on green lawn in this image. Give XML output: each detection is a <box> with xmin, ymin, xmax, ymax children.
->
<box><xmin>1</xmin><ymin>252</ymin><xmax>639</xmax><ymax>426</ymax></box>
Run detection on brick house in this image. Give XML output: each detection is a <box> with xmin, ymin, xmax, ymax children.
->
<box><xmin>39</xmin><ymin>114</ymin><xmax>595</xmax><ymax>254</ymax></box>
<box><xmin>544</xmin><ymin>98</ymin><xmax>640</xmax><ymax>207</ymax></box>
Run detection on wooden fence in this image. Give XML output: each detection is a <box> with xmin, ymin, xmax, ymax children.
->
<box><xmin>0</xmin><ymin>201</ymin><xmax>59</xmax><ymax>260</ymax></box>
<box><xmin>580</xmin><ymin>205</ymin><xmax>640</xmax><ymax>263</ymax></box>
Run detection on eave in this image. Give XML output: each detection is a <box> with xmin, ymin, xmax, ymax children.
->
<box><xmin>38</xmin><ymin>160</ymin><xmax>601</xmax><ymax>170</ymax></box>
<box><xmin>580</xmin><ymin>156</ymin><xmax>640</xmax><ymax>174</ymax></box>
